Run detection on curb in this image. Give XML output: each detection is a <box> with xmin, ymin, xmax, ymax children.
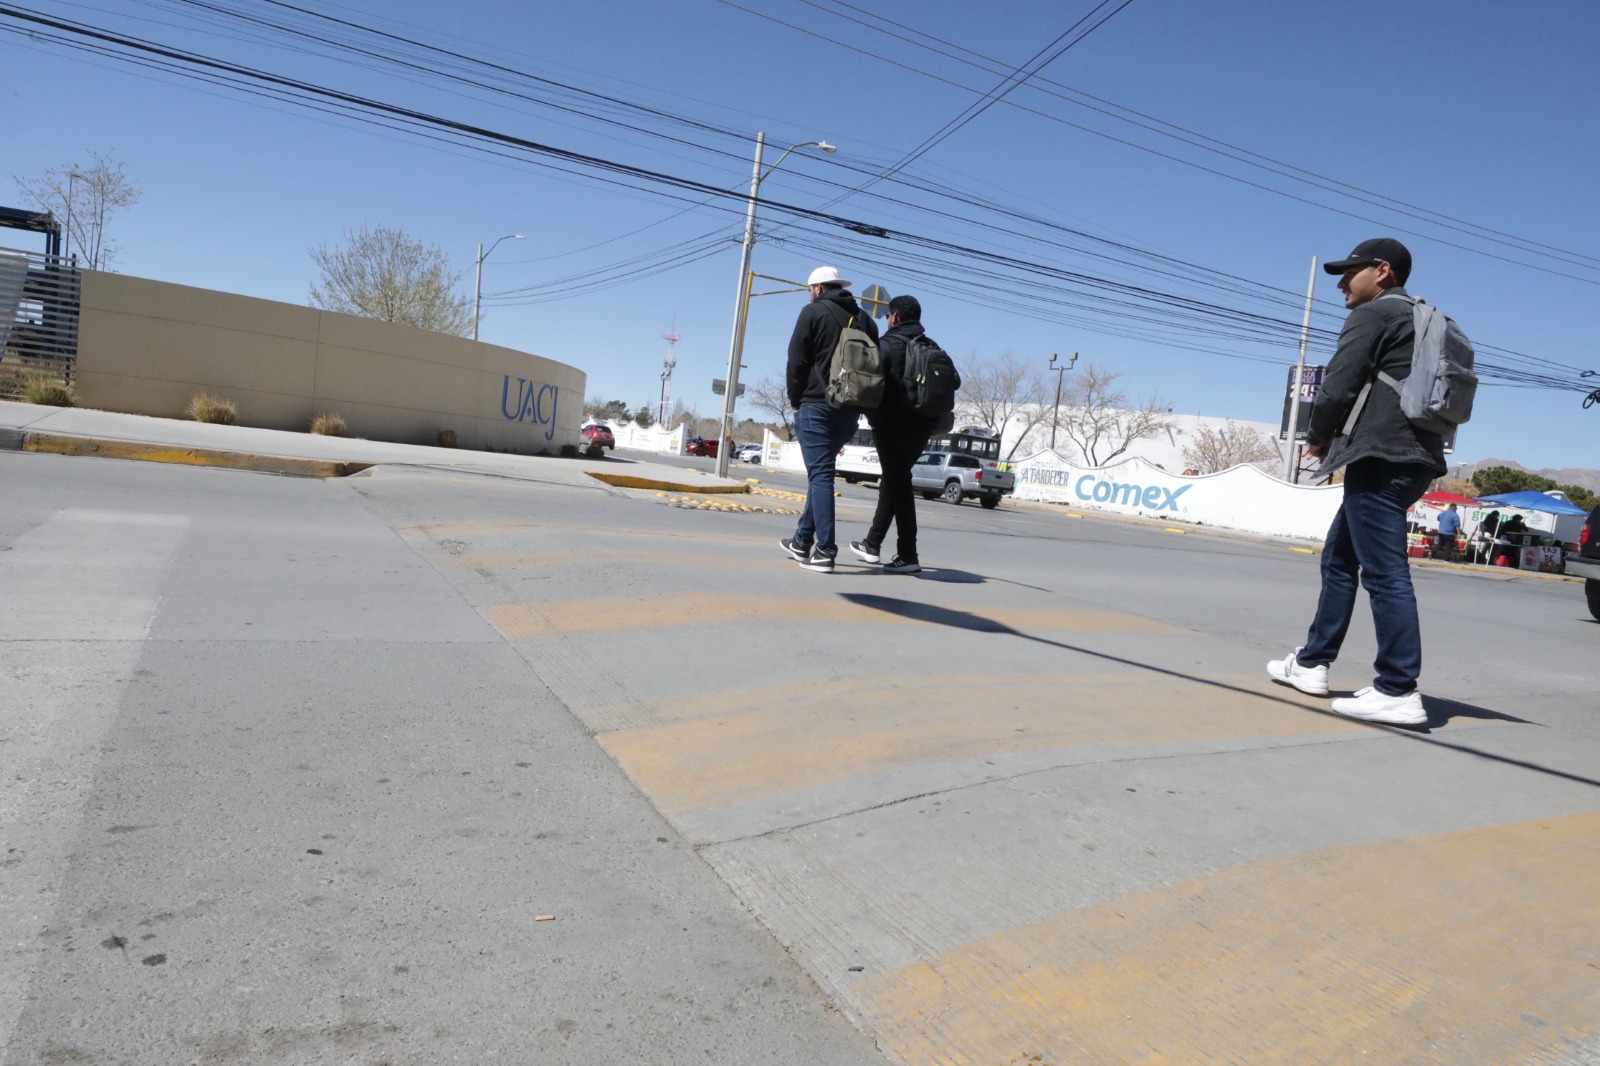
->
<box><xmin>13</xmin><ymin>431</ymin><xmax>372</xmax><ymax>478</ymax></box>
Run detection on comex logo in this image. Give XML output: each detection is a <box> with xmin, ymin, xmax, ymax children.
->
<box><xmin>500</xmin><ymin>377</ymin><xmax>561</xmax><ymax>441</ymax></box>
<box><xmin>1021</xmin><ymin>467</ymin><xmax>1191</xmax><ymax>511</ymax></box>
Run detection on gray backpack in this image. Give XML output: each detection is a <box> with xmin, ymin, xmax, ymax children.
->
<box><xmin>1344</xmin><ymin>293</ymin><xmax>1477</xmax><ymax>438</ymax></box>
<box><xmin>824</xmin><ymin>310</ymin><xmax>885</xmax><ymax>410</ymax></box>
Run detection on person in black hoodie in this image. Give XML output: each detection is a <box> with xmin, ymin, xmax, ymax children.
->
<box><xmin>780</xmin><ymin>266</ymin><xmax>878</xmax><ymax>573</ymax></box>
<box><xmin>849</xmin><ymin>295</ymin><xmax>942</xmax><ymax>574</ymax></box>
<box><xmin>1266</xmin><ymin>237</ymin><xmax>1447</xmax><ymax>727</ymax></box>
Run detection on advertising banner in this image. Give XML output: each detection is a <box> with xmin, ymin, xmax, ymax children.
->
<box><xmin>1011</xmin><ymin>451</ymin><xmax>1343</xmax><ymax>541</ymax></box>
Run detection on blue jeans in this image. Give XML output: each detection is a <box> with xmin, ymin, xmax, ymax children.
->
<box><xmin>1300</xmin><ymin>458</ymin><xmax>1434</xmax><ymax>695</ymax></box>
<box><xmin>792</xmin><ymin>403</ymin><xmax>860</xmax><ymax>554</ymax></box>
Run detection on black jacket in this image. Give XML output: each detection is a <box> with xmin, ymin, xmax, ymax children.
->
<box><xmin>1308</xmin><ymin>286</ymin><xmax>1447</xmax><ymax>476</ymax></box>
<box><xmin>786</xmin><ymin>289</ymin><xmax>879</xmax><ymax>407</ymax></box>
<box><xmin>867</xmin><ymin>320</ymin><xmax>941</xmax><ymax>435</ymax></box>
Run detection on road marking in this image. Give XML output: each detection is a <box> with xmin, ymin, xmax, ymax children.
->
<box><xmin>483</xmin><ymin>593</ymin><xmax>1179</xmax><ymax>641</ymax></box>
<box><xmin>599</xmin><ymin>677</ymin><xmax>1360</xmax><ymax>816</ymax></box>
<box><xmin>854</xmin><ymin>810</ymin><xmax>1600</xmax><ymax>1065</ymax></box>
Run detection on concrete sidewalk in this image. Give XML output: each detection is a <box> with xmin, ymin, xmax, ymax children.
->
<box><xmin>0</xmin><ymin>398</ymin><xmax>749</xmax><ymax>494</ymax></box>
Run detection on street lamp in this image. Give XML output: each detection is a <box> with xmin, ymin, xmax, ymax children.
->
<box><xmin>473</xmin><ymin>233</ymin><xmax>524</xmax><ymax>341</ymax></box>
<box><xmin>63</xmin><ymin>169</ymin><xmax>83</xmax><ymax>264</ymax></box>
<box><xmin>714</xmin><ymin>133</ymin><xmax>836</xmax><ymax>478</ymax></box>
<box><xmin>1047</xmin><ymin>351</ymin><xmax>1077</xmax><ymax>452</ymax></box>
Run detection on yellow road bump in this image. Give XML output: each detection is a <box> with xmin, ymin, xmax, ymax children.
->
<box><xmin>1163</xmin><ymin>527</ymin><xmax>1185</xmax><ymax>534</ymax></box>
<box><xmin>855</xmin><ymin>810</ymin><xmax>1600</xmax><ymax>1065</ymax></box>
<box><xmin>1290</xmin><ymin>546</ymin><xmax>1317</xmax><ymax>554</ymax></box>
<box><xmin>599</xmin><ymin>676</ymin><xmax>1352</xmax><ymax>816</ymax></box>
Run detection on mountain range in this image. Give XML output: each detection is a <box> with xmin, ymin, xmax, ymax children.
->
<box><xmin>1450</xmin><ymin>457</ymin><xmax>1600</xmax><ymax>494</ymax></box>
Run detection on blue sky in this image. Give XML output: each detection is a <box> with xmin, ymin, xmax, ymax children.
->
<box><xmin>5</xmin><ymin>0</ymin><xmax>1597</xmax><ymax>470</ymax></box>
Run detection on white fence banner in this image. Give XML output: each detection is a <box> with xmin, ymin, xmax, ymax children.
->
<box><xmin>1011</xmin><ymin>451</ymin><xmax>1343</xmax><ymax>541</ymax></box>
<box><xmin>611</xmin><ymin>420</ymin><xmax>685</xmax><ymax>455</ymax></box>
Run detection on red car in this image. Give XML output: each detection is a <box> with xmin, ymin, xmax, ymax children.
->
<box><xmin>685</xmin><ymin>437</ymin><xmax>719</xmax><ymax>458</ymax></box>
<box><xmin>581</xmin><ymin>424</ymin><xmax>614</xmax><ymax>450</ymax></box>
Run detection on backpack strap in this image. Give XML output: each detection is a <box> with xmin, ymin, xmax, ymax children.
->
<box><xmin>1341</xmin><ymin>291</ymin><xmax>1418</xmax><ymax>433</ymax></box>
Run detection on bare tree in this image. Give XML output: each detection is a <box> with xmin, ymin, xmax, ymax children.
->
<box><xmin>309</xmin><ymin>225</ymin><xmax>472</xmax><ymax>335</ymax></box>
<box><xmin>1056</xmin><ymin>363</ymin><xmax>1175</xmax><ymax>467</ymax></box>
<box><xmin>745</xmin><ymin>375</ymin><xmax>794</xmax><ymax>439</ymax></box>
<box><xmin>1181</xmin><ymin>419</ymin><xmax>1279</xmax><ymax>473</ymax></box>
<box><xmin>13</xmin><ymin>151</ymin><xmax>141</xmax><ymax>269</ymax></box>
<box><xmin>956</xmin><ymin>352</ymin><xmax>1051</xmax><ymax>459</ymax></box>
<box><xmin>584</xmin><ymin>397</ymin><xmax>631</xmax><ymax>422</ymax></box>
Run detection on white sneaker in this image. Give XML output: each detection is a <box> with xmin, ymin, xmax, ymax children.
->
<box><xmin>1266</xmin><ymin>647</ymin><xmax>1328</xmax><ymax>696</ymax></box>
<box><xmin>1330</xmin><ymin>686</ymin><xmax>1426</xmax><ymax>726</ymax></box>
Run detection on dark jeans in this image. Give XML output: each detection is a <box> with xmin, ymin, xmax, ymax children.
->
<box><xmin>864</xmin><ymin>426</ymin><xmax>931</xmax><ymax>562</ymax></box>
<box><xmin>1300</xmin><ymin>458</ymin><xmax>1434</xmax><ymax>695</ymax></box>
<box><xmin>792</xmin><ymin>403</ymin><xmax>860</xmax><ymax>553</ymax></box>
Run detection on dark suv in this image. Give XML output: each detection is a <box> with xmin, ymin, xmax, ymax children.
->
<box><xmin>1566</xmin><ymin>504</ymin><xmax>1600</xmax><ymax>621</ymax></box>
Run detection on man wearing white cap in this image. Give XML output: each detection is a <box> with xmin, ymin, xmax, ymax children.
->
<box><xmin>780</xmin><ymin>266</ymin><xmax>878</xmax><ymax>572</ymax></box>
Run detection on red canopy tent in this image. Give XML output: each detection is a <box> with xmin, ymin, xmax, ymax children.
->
<box><xmin>1421</xmin><ymin>490</ymin><xmax>1478</xmax><ymax>506</ymax></box>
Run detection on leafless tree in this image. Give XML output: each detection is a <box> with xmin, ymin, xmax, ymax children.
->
<box><xmin>745</xmin><ymin>375</ymin><xmax>794</xmax><ymax>439</ymax></box>
<box><xmin>1181</xmin><ymin>419</ymin><xmax>1279</xmax><ymax>473</ymax></box>
<box><xmin>309</xmin><ymin>225</ymin><xmax>472</xmax><ymax>335</ymax></box>
<box><xmin>1056</xmin><ymin>363</ymin><xmax>1175</xmax><ymax>466</ymax></box>
<box><xmin>13</xmin><ymin>151</ymin><xmax>141</xmax><ymax>270</ymax></box>
<box><xmin>955</xmin><ymin>352</ymin><xmax>1051</xmax><ymax>459</ymax></box>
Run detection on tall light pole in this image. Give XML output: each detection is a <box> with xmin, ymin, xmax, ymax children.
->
<box><xmin>63</xmin><ymin>169</ymin><xmax>82</xmax><ymax>263</ymax></box>
<box><xmin>1047</xmin><ymin>351</ymin><xmax>1077</xmax><ymax>452</ymax></box>
<box><xmin>1283</xmin><ymin>256</ymin><xmax>1318</xmax><ymax>482</ymax></box>
<box><xmin>473</xmin><ymin>233</ymin><xmax>524</xmax><ymax>342</ymax></box>
<box><xmin>714</xmin><ymin>133</ymin><xmax>836</xmax><ymax>479</ymax></box>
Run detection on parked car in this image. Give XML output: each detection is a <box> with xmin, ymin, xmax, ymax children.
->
<box><xmin>910</xmin><ymin>450</ymin><xmax>1014</xmax><ymax>509</ymax></box>
<box><xmin>581</xmin><ymin>423</ymin><xmax>614</xmax><ymax>450</ymax></box>
<box><xmin>1565</xmin><ymin>504</ymin><xmax>1600</xmax><ymax>621</ymax></box>
<box><xmin>735</xmin><ymin>442</ymin><xmax>763</xmax><ymax>464</ymax></box>
<box><xmin>685</xmin><ymin>437</ymin><xmax>719</xmax><ymax>458</ymax></box>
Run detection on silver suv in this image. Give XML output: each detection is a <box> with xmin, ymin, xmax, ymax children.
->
<box><xmin>911</xmin><ymin>450</ymin><xmax>1014</xmax><ymax>509</ymax></box>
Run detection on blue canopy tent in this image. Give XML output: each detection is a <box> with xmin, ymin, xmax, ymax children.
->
<box><xmin>1475</xmin><ymin>491</ymin><xmax>1590</xmax><ymax>516</ymax></box>
<box><xmin>1471</xmin><ymin>491</ymin><xmax>1590</xmax><ymax>557</ymax></box>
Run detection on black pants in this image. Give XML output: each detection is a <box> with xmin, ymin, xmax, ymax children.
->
<box><xmin>865</xmin><ymin>427</ymin><xmax>931</xmax><ymax>562</ymax></box>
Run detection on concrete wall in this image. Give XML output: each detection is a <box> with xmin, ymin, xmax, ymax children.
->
<box><xmin>73</xmin><ymin>272</ymin><xmax>584</xmax><ymax>452</ymax></box>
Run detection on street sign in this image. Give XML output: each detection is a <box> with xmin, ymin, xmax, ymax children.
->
<box><xmin>1279</xmin><ymin>364</ymin><xmax>1325</xmax><ymax>440</ymax></box>
<box><xmin>711</xmin><ymin>378</ymin><xmax>746</xmax><ymax>397</ymax></box>
<box><xmin>858</xmin><ymin>284</ymin><xmax>890</xmax><ymax>319</ymax></box>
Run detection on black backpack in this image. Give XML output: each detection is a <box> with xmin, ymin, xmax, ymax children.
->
<box><xmin>901</xmin><ymin>334</ymin><xmax>960</xmax><ymax>416</ymax></box>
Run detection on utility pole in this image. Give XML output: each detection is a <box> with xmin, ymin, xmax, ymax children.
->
<box><xmin>1283</xmin><ymin>256</ymin><xmax>1317</xmax><ymax>483</ymax></box>
<box><xmin>1047</xmin><ymin>351</ymin><xmax>1076</xmax><ymax>452</ymax></box>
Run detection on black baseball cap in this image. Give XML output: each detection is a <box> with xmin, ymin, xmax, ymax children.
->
<box><xmin>1324</xmin><ymin>238</ymin><xmax>1411</xmax><ymax>284</ymax></box>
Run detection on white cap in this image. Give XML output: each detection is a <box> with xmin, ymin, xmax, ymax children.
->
<box><xmin>806</xmin><ymin>266</ymin><xmax>852</xmax><ymax>288</ymax></box>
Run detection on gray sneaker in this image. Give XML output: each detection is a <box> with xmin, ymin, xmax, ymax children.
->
<box><xmin>800</xmin><ymin>546</ymin><xmax>837</xmax><ymax>573</ymax></box>
<box><xmin>779</xmin><ymin>536</ymin><xmax>810</xmax><ymax>561</ymax></box>
<box><xmin>849</xmin><ymin>540</ymin><xmax>881</xmax><ymax>564</ymax></box>
<box><xmin>883</xmin><ymin>555</ymin><xmax>921</xmax><ymax>574</ymax></box>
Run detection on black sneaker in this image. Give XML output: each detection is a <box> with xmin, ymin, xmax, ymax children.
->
<box><xmin>883</xmin><ymin>555</ymin><xmax>921</xmax><ymax>574</ymax></box>
<box><xmin>849</xmin><ymin>540</ymin><xmax>881</xmax><ymax>564</ymax></box>
<box><xmin>779</xmin><ymin>536</ymin><xmax>810</xmax><ymax>561</ymax></box>
<box><xmin>800</xmin><ymin>546</ymin><xmax>837</xmax><ymax>573</ymax></box>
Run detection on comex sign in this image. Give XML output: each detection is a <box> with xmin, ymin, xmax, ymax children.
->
<box><xmin>500</xmin><ymin>376</ymin><xmax>561</xmax><ymax>441</ymax></box>
<box><xmin>1017</xmin><ymin>463</ymin><xmax>1192</xmax><ymax>513</ymax></box>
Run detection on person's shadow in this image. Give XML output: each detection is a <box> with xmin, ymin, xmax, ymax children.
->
<box><xmin>837</xmin><ymin>592</ymin><xmax>1596</xmax><ymax>789</ymax></box>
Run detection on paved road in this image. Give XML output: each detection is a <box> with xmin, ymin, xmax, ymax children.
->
<box><xmin>4</xmin><ymin>449</ymin><xmax>1597</xmax><ymax>1064</ymax></box>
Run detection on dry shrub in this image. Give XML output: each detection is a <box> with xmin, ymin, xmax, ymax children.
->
<box><xmin>187</xmin><ymin>392</ymin><xmax>237</xmax><ymax>424</ymax></box>
<box><xmin>436</xmin><ymin>428</ymin><xmax>458</xmax><ymax>448</ymax></box>
<box><xmin>21</xmin><ymin>374</ymin><xmax>77</xmax><ymax>407</ymax></box>
<box><xmin>310</xmin><ymin>412</ymin><xmax>346</xmax><ymax>436</ymax></box>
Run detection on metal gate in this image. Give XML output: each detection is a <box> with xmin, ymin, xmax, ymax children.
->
<box><xmin>0</xmin><ymin>247</ymin><xmax>81</xmax><ymax>397</ymax></box>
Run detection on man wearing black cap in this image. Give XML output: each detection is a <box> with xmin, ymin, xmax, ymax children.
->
<box><xmin>1266</xmin><ymin>237</ymin><xmax>1446</xmax><ymax>726</ymax></box>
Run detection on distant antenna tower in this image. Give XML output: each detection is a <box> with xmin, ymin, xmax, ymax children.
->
<box><xmin>658</xmin><ymin>316</ymin><xmax>680</xmax><ymax>426</ymax></box>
